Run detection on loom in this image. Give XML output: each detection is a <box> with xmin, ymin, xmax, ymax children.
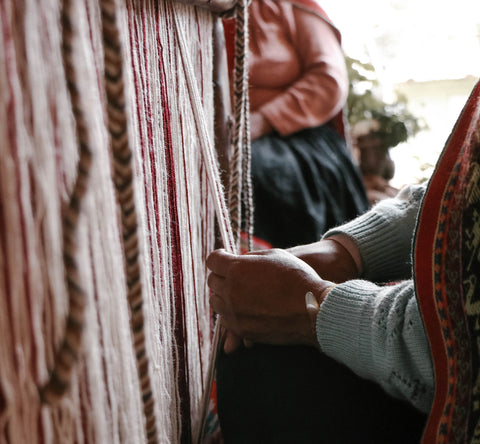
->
<box><xmin>0</xmin><ymin>0</ymin><xmax>249</xmax><ymax>442</ymax></box>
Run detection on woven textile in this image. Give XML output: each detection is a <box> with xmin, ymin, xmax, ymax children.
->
<box><xmin>416</xmin><ymin>80</ymin><xmax>480</xmax><ymax>443</ymax></box>
<box><xmin>0</xmin><ymin>1</ymin><xmax>218</xmax><ymax>442</ymax></box>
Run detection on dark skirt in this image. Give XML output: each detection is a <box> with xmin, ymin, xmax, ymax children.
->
<box><xmin>250</xmin><ymin>124</ymin><xmax>369</xmax><ymax>248</ymax></box>
<box><xmin>217</xmin><ymin>345</ymin><xmax>427</xmax><ymax>444</ymax></box>
<box><xmin>216</xmin><ymin>126</ymin><xmax>426</xmax><ymax>443</ymax></box>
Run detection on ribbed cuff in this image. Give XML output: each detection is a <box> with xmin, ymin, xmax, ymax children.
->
<box><xmin>324</xmin><ymin>198</ymin><xmax>417</xmax><ymax>281</ymax></box>
<box><xmin>316</xmin><ymin>280</ymin><xmax>380</xmax><ymax>379</ymax></box>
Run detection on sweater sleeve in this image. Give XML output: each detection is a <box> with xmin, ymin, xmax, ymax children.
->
<box><xmin>317</xmin><ymin>279</ymin><xmax>434</xmax><ymax>413</ymax></box>
<box><xmin>324</xmin><ymin>183</ymin><xmax>427</xmax><ymax>282</ymax></box>
<box><xmin>258</xmin><ymin>6</ymin><xmax>348</xmax><ymax>136</ymax></box>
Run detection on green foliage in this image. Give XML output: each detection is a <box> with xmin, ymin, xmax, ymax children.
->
<box><xmin>346</xmin><ymin>55</ymin><xmax>424</xmax><ymax>148</ymax></box>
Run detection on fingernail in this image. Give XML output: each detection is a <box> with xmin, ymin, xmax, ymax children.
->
<box><xmin>305</xmin><ymin>291</ymin><xmax>319</xmax><ymax>313</ymax></box>
<box><xmin>243</xmin><ymin>338</ymin><xmax>254</xmax><ymax>348</ymax></box>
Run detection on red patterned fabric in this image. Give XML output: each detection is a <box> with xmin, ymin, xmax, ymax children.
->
<box><xmin>415</xmin><ymin>80</ymin><xmax>480</xmax><ymax>443</ymax></box>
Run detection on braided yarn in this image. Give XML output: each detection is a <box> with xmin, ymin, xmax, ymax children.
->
<box><xmin>0</xmin><ymin>0</ymin><xmax>217</xmax><ymax>442</ymax></box>
<box><xmin>38</xmin><ymin>0</ymin><xmax>92</xmax><ymax>405</ymax></box>
<box><xmin>227</xmin><ymin>0</ymin><xmax>253</xmax><ymax>249</ymax></box>
<box><xmin>100</xmin><ymin>1</ymin><xmax>158</xmax><ymax>442</ymax></box>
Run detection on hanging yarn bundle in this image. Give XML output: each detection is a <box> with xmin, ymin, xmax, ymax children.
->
<box><xmin>0</xmin><ymin>0</ymin><xmax>227</xmax><ymax>442</ymax></box>
<box><xmin>227</xmin><ymin>0</ymin><xmax>253</xmax><ymax>251</ymax></box>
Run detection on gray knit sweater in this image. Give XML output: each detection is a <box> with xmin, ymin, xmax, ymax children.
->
<box><xmin>317</xmin><ymin>183</ymin><xmax>434</xmax><ymax>413</ymax></box>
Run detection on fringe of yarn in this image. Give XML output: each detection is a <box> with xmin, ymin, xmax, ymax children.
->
<box><xmin>0</xmin><ymin>0</ymin><xmax>216</xmax><ymax>442</ymax></box>
<box><xmin>99</xmin><ymin>0</ymin><xmax>158</xmax><ymax>442</ymax></box>
<box><xmin>194</xmin><ymin>0</ymin><xmax>255</xmax><ymax>438</ymax></box>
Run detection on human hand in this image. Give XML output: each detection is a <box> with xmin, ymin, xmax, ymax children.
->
<box><xmin>173</xmin><ymin>0</ymin><xmax>237</xmax><ymax>13</ymax></box>
<box><xmin>250</xmin><ymin>111</ymin><xmax>273</xmax><ymax>141</ymax></box>
<box><xmin>363</xmin><ymin>175</ymin><xmax>398</xmax><ymax>206</ymax></box>
<box><xmin>207</xmin><ymin>248</ymin><xmax>334</xmax><ymax>353</ymax></box>
<box><xmin>287</xmin><ymin>238</ymin><xmax>361</xmax><ymax>284</ymax></box>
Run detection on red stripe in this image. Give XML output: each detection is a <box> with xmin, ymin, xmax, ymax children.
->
<box><xmin>158</xmin><ymin>4</ymin><xmax>192</xmax><ymax>442</ymax></box>
<box><xmin>128</xmin><ymin>3</ymin><xmax>161</xmax><ymax>324</ymax></box>
<box><xmin>416</xmin><ymin>80</ymin><xmax>480</xmax><ymax>443</ymax></box>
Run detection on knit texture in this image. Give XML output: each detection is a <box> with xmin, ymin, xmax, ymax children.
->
<box><xmin>324</xmin><ymin>183</ymin><xmax>426</xmax><ymax>282</ymax></box>
<box><xmin>318</xmin><ymin>183</ymin><xmax>434</xmax><ymax>413</ymax></box>
<box><xmin>317</xmin><ymin>280</ymin><xmax>433</xmax><ymax>413</ymax></box>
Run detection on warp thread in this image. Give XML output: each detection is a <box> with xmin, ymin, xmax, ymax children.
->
<box><xmin>170</xmin><ymin>0</ymin><xmax>255</xmax><ymax>439</ymax></box>
<box><xmin>1</xmin><ymin>0</ymin><xmax>217</xmax><ymax>442</ymax></box>
<box><xmin>100</xmin><ymin>0</ymin><xmax>158</xmax><ymax>442</ymax></box>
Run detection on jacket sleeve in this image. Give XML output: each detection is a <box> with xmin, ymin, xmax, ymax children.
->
<box><xmin>259</xmin><ymin>6</ymin><xmax>348</xmax><ymax>136</ymax></box>
<box><xmin>324</xmin><ymin>183</ymin><xmax>427</xmax><ymax>283</ymax></box>
<box><xmin>317</xmin><ymin>279</ymin><xmax>434</xmax><ymax>413</ymax></box>
<box><xmin>318</xmin><ymin>183</ymin><xmax>433</xmax><ymax>413</ymax></box>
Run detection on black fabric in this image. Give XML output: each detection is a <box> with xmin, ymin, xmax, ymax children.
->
<box><xmin>217</xmin><ymin>126</ymin><xmax>425</xmax><ymax>442</ymax></box>
<box><xmin>217</xmin><ymin>344</ymin><xmax>427</xmax><ymax>444</ymax></box>
<box><xmin>251</xmin><ymin>124</ymin><xmax>368</xmax><ymax>248</ymax></box>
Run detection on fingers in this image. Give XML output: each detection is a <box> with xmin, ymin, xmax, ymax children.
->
<box><xmin>244</xmin><ymin>248</ymin><xmax>272</xmax><ymax>256</ymax></box>
<box><xmin>207</xmin><ymin>271</ymin><xmax>227</xmax><ymax>297</ymax></box>
<box><xmin>206</xmin><ymin>249</ymin><xmax>234</xmax><ymax>315</ymax></box>
<box><xmin>206</xmin><ymin>248</ymin><xmax>236</xmax><ymax>276</ymax></box>
<box><xmin>222</xmin><ymin>330</ymin><xmax>254</xmax><ymax>354</ymax></box>
<box><xmin>209</xmin><ymin>290</ymin><xmax>229</xmax><ymax>314</ymax></box>
<box><xmin>207</xmin><ymin>248</ymin><xmax>261</xmax><ymax>353</ymax></box>
<box><xmin>223</xmin><ymin>331</ymin><xmax>242</xmax><ymax>354</ymax></box>
<box><xmin>207</xmin><ymin>262</ymin><xmax>232</xmax><ymax>315</ymax></box>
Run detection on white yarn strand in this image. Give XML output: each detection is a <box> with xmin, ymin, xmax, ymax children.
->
<box><xmin>172</xmin><ymin>7</ymin><xmax>241</xmax><ymax>443</ymax></box>
<box><xmin>0</xmin><ymin>1</ymin><xmax>217</xmax><ymax>443</ymax></box>
<box><xmin>173</xmin><ymin>6</ymin><xmax>236</xmax><ymax>256</ymax></box>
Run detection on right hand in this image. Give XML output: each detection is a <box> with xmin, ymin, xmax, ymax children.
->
<box><xmin>207</xmin><ymin>248</ymin><xmax>333</xmax><ymax>352</ymax></box>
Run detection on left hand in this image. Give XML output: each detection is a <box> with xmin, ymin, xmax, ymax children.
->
<box><xmin>207</xmin><ymin>248</ymin><xmax>333</xmax><ymax>352</ymax></box>
<box><xmin>250</xmin><ymin>111</ymin><xmax>273</xmax><ymax>141</ymax></box>
<box><xmin>363</xmin><ymin>175</ymin><xmax>398</xmax><ymax>206</ymax></box>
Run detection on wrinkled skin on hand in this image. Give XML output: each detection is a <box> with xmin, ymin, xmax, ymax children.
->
<box><xmin>287</xmin><ymin>238</ymin><xmax>361</xmax><ymax>283</ymax></box>
<box><xmin>174</xmin><ymin>0</ymin><xmax>237</xmax><ymax>13</ymax></box>
<box><xmin>207</xmin><ymin>248</ymin><xmax>335</xmax><ymax>352</ymax></box>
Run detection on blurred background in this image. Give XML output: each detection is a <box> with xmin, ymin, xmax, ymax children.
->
<box><xmin>321</xmin><ymin>0</ymin><xmax>480</xmax><ymax>187</ymax></box>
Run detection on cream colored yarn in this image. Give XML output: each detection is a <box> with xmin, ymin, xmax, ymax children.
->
<box><xmin>0</xmin><ymin>0</ymin><xmax>218</xmax><ymax>442</ymax></box>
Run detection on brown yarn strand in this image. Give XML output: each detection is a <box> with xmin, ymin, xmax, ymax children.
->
<box><xmin>227</xmin><ymin>0</ymin><xmax>252</xmax><ymax>248</ymax></box>
<box><xmin>99</xmin><ymin>1</ymin><xmax>158</xmax><ymax>443</ymax></box>
<box><xmin>39</xmin><ymin>0</ymin><xmax>93</xmax><ymax>404</ymax></box>
<box><xmin>239</xmin><ymin>0</ymin><xmax>253</xmax><ymax>251</ymax></box>
<box><xmin>241</xmin><ymin>86</ymin><xmax>254</xmax><ymax>251</ymax></box>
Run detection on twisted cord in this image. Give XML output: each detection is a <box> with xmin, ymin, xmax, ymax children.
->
<box><xmin>241</xmin><ymin>83</ymin><xmax>253</xmax><ymax>251</ymax></box>
<box><xmin>39</xmin><ymin>0</ymin><xmax>93</xmax><ymax>405</ymax></box>
<box><xmin>227</xmin><ymin>0</ymin><xmax>250</xmax><ymax>247</ymax></box>
<box><xmin>100</xmin><ymin>1</ymin><xmax>158</xmax><ymax>442</ymax></box>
